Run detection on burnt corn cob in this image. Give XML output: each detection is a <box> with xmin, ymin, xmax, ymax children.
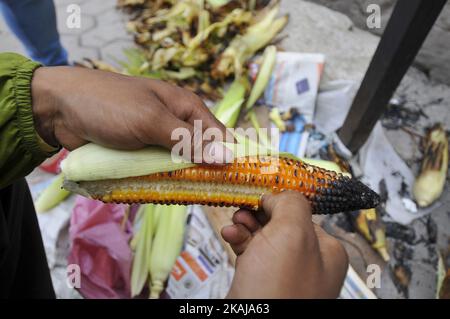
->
<box><xmin>68</xmin><ymin>156</ymin><xmax>380</xmax><ymax>214</ymax></box>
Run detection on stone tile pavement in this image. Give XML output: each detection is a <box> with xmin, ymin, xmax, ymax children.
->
<box><xmin>0</xmin><ymin>0</ymin><xmax>134</xmax><ymax>66</ymax></box>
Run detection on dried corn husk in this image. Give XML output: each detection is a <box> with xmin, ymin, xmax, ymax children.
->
<box><xmin>413</xmin><ymin>124</ymin><xmax>448</xmax><ymax>207</ymax></box>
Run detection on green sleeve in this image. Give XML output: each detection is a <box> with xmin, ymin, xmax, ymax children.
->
<box><xmin>0</xmin><ymin>52</ymin><xmax>59</xmax><ymax>189</ymax></box>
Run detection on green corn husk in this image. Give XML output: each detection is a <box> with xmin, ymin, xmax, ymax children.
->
<box><xmin>151</xmin><ymin>205</ymin><xmax>163</xmax><ymax>234</ymax></box>
<box><xmin>198</xmin><ymin>10</ymin><xmax>210</xmax><ymax>33</ymax></box>
<box><xmin>206</xmin><ymin>0</ymin><xmax>232</xmax><ymax>8</ymax></box>
<box><xmin>34</xmin><ymin>173</ymin><xmax>71</xmax><ymax>213</ymax></box>
<box><xmin>149</xmin><ymin>205</ymin><xmax>187</xmax><ymax>298</ymax></box>
<box><xmin>213</xmin><ymin>76</ymin><xmax>249</xmax><ymax>128</ymax></box>
<box><xmin>164</xmin><ymin>67</ymin><xmax>197</xmax><ymax>80</ymax></box>
<box><xmin>247</xmin><ymin>109</ymin><xmax>270</xmax><ymax>147</ymax></box>
<box><xmin>130</xmin><ymin>204</ymin><xmax>155</xmax><ymax>297</ymax></box>
<box><xmin>245</xmin><ymin>45</ymin><xmax>276</xmax><ymax>111</ymax></box>
<box><xmin>130</xmin><ymin>203</ymin><xmax>185</xmax><ymax>298</ymax></box>
<box><xmin>242</xmin><ymin>45</ymin><xmax>277</xmax><ymax>146</ymax></box>
<box><xmin>61</xmin><ymin>144</ymin><xmax>194</xmax><ymax>182</ymax></box>
<box><xmin>130</xmin><ymin>204</ymin><xmax>147</xmax><ymax>251</ymax></box>
<box><xmin>120</xmin><ymin>48</ymin><xmax>148</xmax><ymax>73</ymax></box>
<box><xmin>269</xmin><ymin>107</ymin><xmax>286</xmax><ymax>132</ymax></box>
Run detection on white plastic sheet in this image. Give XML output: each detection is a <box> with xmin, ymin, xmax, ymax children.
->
<box><xmin>313</xmin><ymin>81</ymin><xmax>436</xmax><ymax>224</ymax></box>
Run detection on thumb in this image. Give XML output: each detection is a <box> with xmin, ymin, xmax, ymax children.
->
<box><xmin>261</xmin><ymin>191</ymin><xmax>313</xmax><ymax>227</ymax></box>
<box><xmin>163</xmin><ymin>115</ymin><xmax>234</xmax><ymax>165</ymax></box>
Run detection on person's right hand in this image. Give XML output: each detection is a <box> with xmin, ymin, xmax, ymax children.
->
<box><xmin>222</xmin><ymin>191</ymin><xmax>348</xmax><ymax>298</ymax></box>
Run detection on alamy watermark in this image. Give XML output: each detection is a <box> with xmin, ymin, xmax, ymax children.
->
<box><xmin>366</xmin><ymin>4</ymin><xmax>381</xmax><ymax>29</ymax></box>
<box><xmin>170</xmin><ymin>120</ymin><xmax>281</xmax><ymax>169</ymax></box>
<box><xmin>366</xmin><ymin>263</ymin><xmax>382</xmax><ymax>289</ymax></box>
<box><xmin>66</xmin><ymin>4</ymin><xmax>81</xmax><ymax>29</ymax></box>
<box><xmin>66</xmin><ymin>263</ymin><xmax>81</xmax><ymax>289</ymax></box>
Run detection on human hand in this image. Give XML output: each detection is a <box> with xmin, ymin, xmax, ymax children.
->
<box><xmin>221</xmin><ymin>191</ymin><xmax>348</xmax><ymax>298</ymax></box>
<box><xmin>31</xmin><ymin>66</ymin><xmax>232</xmax><ymax>163</ymax></box>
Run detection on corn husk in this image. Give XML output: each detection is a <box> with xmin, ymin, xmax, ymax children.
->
<box><xmin>130</xmin><ymin>204</ymin><xmax>184</xmax><ymax>298</ymax></box>
<box><xmin>61</xmin><ymin>144</ymin><xmax>195</xmax><ymax>182</ymax></box>
<box><xmin>149</xmin><ymin>205</ymin><xmax>187</xmax><ymax>298</ymax></box>
<box><xmin>353</xmin><ymin>208</ymin><xmax>389</xmax><ymax>262</ymax></box>
<box><xmin>129</xmin><ymin>205</ymin><xmax>144</xmax><ymax>251</ymax></box>
<box><xmin>269</xmin><ymin>107</ymin><xmax>286</xmax><ymax>132</ymax></box>
<box><xmin>116</xmin><ymin>1</ymin><xmax>287</xmax><ymax>100</ymax></box>
<box><xmin>299</xmin><ymin>158</ymin><xmax>352</xmax><ymax>177</ymax></box>
<box><xmin>130</xmin><ymin>204</ymin><xmax>155</xmax><ymax>297</ymax></box>
<box><xmin>34</xmin><ymin>173</ymin><xmax>71</xmax><ymax>213</ymax></box>
<box><xmin>212</xmin><ymin>5</ymin><xmax>287</xmax><ymax>78</ymax></box>
<box><xmin>213</xmin><ymin>76</ymin><xmax>249</xmax><ymax>128</ymax></box>
<box><xmin>413</xmin><ymin>124</ymin><xmax>448</xmax><ymax>207</ymax></box>
<box><xmin>61</xmin><ymin>129</ymin><xmax>280</xmax><ymax>185</ymax></box>
<box><xmin>245</xmin><ymin>45</ymin><xmax>277</xmax><ymax>111</ymax></box>
<box><xmin>436</xmin><ymin>253</ymin><xmax>448</xmax><ymax>299</ymax></box>
<box><xmin>206</xmin><ymin>0</ymin><xmax>232</xmax><ymax>8</ymax></box>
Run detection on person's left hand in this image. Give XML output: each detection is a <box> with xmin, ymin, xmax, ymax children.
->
<box><xmin>31</xmin><ymin>66</ymin><xmax>232</xmax><ymax>164</ymax></box>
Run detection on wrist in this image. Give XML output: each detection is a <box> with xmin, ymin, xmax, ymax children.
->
<box><xmin>31</xmin><ymin>67</ymin><xmax>59</xmax><ymax>147</ymax></box>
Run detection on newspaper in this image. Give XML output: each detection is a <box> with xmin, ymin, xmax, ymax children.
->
<box><xmin>255</xmin><ymin>52</ymin><xmax>325</xmax><ymax>157</ymax></box>
<box><xmin>166</xmin><ymin>206</ymin><xmax>234</xmax><ymax>299</ymax></box>
<box><xmin>263</xmin><ymin>52</ymin><xmax>324</xmax><ymax>122</ymax></box>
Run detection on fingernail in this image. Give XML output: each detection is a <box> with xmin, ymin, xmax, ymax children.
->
<box><xmin>207</xmin><ymin>142</ymin><xmax>234</xmax><ymax>164</ymax></box>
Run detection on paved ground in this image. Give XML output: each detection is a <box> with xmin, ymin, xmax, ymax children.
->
<box><xmin>1</xmin><ymin>0</ymin><xmax>449</xmax><ymax>299</ymax></box>
<box><xmin>307</xmin><ymin>0</ymin><xmax>450</xmax><ymax>87</ymax></box>
<box><xmin>0</xmin><ymin>0</ymin><xmax>133</xmax><ymax>67</ymax></box>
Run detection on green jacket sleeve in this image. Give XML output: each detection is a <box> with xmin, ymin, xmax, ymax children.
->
<box><xmin>0</xmin><ymin>52</ymin><xmax>59</xmax><ymax>189</ymax></box>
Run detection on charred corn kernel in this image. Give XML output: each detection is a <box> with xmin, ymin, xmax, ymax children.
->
<box><xmin>69</xmin><ymin>156</ymin><xmax>380</xmax><ymax>214</ymax></box>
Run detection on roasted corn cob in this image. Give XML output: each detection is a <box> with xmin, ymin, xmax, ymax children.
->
<box><xmin>64</xmin><ymin>155</ymin><xmax>380</xmax><ymax>214</ymax></box>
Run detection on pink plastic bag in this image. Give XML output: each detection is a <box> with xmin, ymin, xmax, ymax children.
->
<box><xmin>68</xmin><ymin>196</ymin><xmax>136</xmax><ymax>299</ymax></box>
